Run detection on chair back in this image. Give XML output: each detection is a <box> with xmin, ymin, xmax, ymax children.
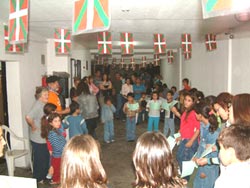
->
<box><xmin>1</xmin><ymin>125</ymin><xmax>12</xmax><ymax>151</ymax></box>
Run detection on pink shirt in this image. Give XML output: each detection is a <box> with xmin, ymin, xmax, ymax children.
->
<box><xmin>180</xmin><ymin>110</ymin><xmax>200</xmax><ymax>139</ymax></box>
<box><xmin>89</xmin><ymin>83</ymin><xmax>99</xmax><ymax>95</ymax></box>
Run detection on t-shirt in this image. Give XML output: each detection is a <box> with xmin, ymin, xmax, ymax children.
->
<box><xmin>48</xmin><ymin>127</ymin><xmax>66</xmax><ymax>158</ymax></box>
<box><xmin>147</xmin><ymin>100</ymin><xmax>162</xmax><ymax>117</ymax></box>
<box><xmin>27</xmin><ymin>100</ymin><xmax>46</xmax><ymax>144</ymax></box>
<box><xmin>48</xmin><ymin>90</ymin><xmax>62</xmax><ymax>111</ymax></box>
<box><xmin>133</xmin><ymin>84</ymin><xmax>146</xmax><ymax>101</ymax></box>
<box><xmin>180</xmin><ymin>110</ymin><xmax>200</xmax><ymax>139</ymax></box>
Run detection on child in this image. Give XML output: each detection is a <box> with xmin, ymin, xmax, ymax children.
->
<box><xmin>137</xmin><ymin>92</ymin><xmax>148</xmax><ymax>124</ymax></box>
<box><xmin>101</xmin><ymin>96</ymin><xmax>116</xmax><ymax>143</ymax></box>
<box><xmin>41</xmin><ymin>112</ymin><xmax>66</xmax><ymax>184</ymax></box>
<box><xmin>214</xmin><ymin>124</ymin><xmax>250</xmax><ymax>188</ymax></box>
<box><xmin>62</xmin><ymin>101</ymin><xmax>88</xmax><ymax>139</ymax></box>
<box><xmin>146</xmin><ymin>91</ymin><xmax>162</xmax><ymax>131</ymax></box>
<box><xmin>123</xmin><ymin>92</ymin><xmax>139</xmax><ymax>142</ymax></box>
<box><xmin>60</xmin><ymin>135</ymin><xmax>107</xmax><ymax>188</ymax></box>
<box><xmin>132</xmin><ymin>132</ymin><xmax>185</xmax><ymax>188</ymax></box>
<box><xmin>176</xmin><ymin>92</ymin><xmax>200</xmax><ymax>180</ymax></box>
<box><xmin>162</xmin><ymin>90</ymin><xmax>181</xmax><ymax>137</ymax></box>
<box><xmin>193</xmin><ymin>102</ymin><xmax>220</xmax><ymax>188</ymax></box>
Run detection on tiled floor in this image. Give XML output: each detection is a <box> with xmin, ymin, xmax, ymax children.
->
<box><xmin>0</xmin><ymin>119</ymin><xmax>195</xmax><ymax>188</ymax></box>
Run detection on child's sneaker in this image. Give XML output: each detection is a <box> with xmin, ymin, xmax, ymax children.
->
<box><xmin>105</xmin><ymin>141</ymin><xmax>110</xmax><ymax>144</ymax></box>
<box><xmin>46</xmin><ymin>174</ymin><xmax>52</xmax><ymax>180</ymax></box>
<box><xmin>111</xmin><ymin>140</ymin><xmax>115</xmax><ymax>142</ymax></box>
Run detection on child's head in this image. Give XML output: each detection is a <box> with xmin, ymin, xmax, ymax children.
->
<box><xmin>141</xmin><ymin>92</ymin><xmax>146</xmax><ymax>99</ymax></box>
<box><xmin>43</xmin><ymin>103</ymin><xmax>57</xmax><ymax>115</ymax></box>
<box><xmin>104</xmin><ymin>96</ymin><xmax>112</xmax><ymax>105</ymax></box>
<box><xmin>217</xmin><ymin>124</ymin><xmax>250</xmax><ymax>166</ymax></box>
<box><xmin>184</xmin><ymin>92</ymin><xmax>196</xmax><ymax>110</ymax></box>
<box><xmin>166</xmin><ymin>90</ymin><xmax>174</xmax><ymax>101</ymax></box>
<box><xmin>69</xmin><ymin>101</ymin><xmax>80</xmax><ymax>114</ymax></box>
<box><xmin>151</xmin><ymin>91</ymin><xmax>159</xmax><ymax>100</ymax></box>
<box><xmin>133</xmin><ymin>132</ymin><xmax>183</xmax><ymax>188</ymax></box>
<box><xmin>41</xmin><ymin>112</ymin><xmax>61</xmax><ymax>139</ymax></box>
<box><xmin>214</xmin><ymin>92</ymin><xmax>233</xmax><ymax>121</ymax></box>
<box><xmin>182</xmin><ymin>78</ymin><xmax>189</xmax><ymax>86</ymax></box>
<box><xmin>61</xmin><ymin>135</ymin><xmax>107</xmax><ymax>188</ymax></box>
<box><xmin>127</xmin><ymin>92</ymin><xmax>134</xmax><ymax>103</ymax></box>
<box><xmin>171</xmin><ymin>86</ymin><xmax>177</xmax><ymax>93</ymax></box>
<box><xmin>194</xmin><ymin>102</ymin><xmax>218</xmax><ymax>133</ymax></box>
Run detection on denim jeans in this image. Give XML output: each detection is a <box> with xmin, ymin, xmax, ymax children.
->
<box><xmin>193</xmin><ymin>165</ymin><xmax>219</xmax><ymax>188</ymax></box>
<box><xmin>31</xmin><ymin>141</ymin><xmax>50</xmax><ymax>182</ymax></box>
<box><xmin>177</xmin><ymin>139</ymin><xmax>199</xmax><ymax>180</ymax></box>
<box><xmin>163</xmin><ymin>118</ymin><xmax>175</xmax><ymax>137</ymax></box>
<box><xmin>147</xmin><ymin>116</ymin><xmax>160</xmax><ymax>131</ymax></box>
<box><xmin>137</xmin><ymin>109</ymin><xmax>148</xmax><ymax>124</ymax></box>
<box><xmin>104</xmin><ymin>120</ymin><xmax>114</xmax><ymax>142</ymax></box>
<box><xmin>126</xmin><ymin>116</ymin><xmax>136</xmax><ymax>141</ymax></box>
<box><xmin>115</xmin><ymin>93</ymin><xmax>123</xmax><ymax>118</ymax></box>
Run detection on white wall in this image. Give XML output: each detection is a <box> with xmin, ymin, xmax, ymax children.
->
<box><xmin>160</xmin><ymin>52</ymin><xmax>180</xmax><ymax>90</ymax></box>
<box><xmin>231</xmin><ymin>37</ymin><xmax>250</xmax><ymax>94</ymax></box>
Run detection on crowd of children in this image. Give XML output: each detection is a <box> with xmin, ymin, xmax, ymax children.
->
<box><xmin>21</xmin><ymin>70</ymin><xmax>250</xmax><ymax>188</ymax></box>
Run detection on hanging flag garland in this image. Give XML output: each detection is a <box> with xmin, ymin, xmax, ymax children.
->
<box><xmin>154</xmin><ymin>54</ymin><xmax>160</xmax><ymax>66</ymax></box>
<box><xmin>167</xmin><ymin>50</ymin><xmax>174</xmax><ymax>63</ymax></box>
<box><xmin>97</xmin><ymin>31</ymin><xmax>112</xmax><ymax>55</ymax></box>
<box><xmin>153</xmin><ymin>33</ymin><xmax>166</xmax><ymax>54</ymax></box>
<box><xmin>181</xmin><ymin>33</ymin><xmax>192</xmax><ymax>60</ymax></box>
<box><xmin>205</xmin><ymin>33</ymin><xmax>217</xmax><ymax>51</ymax></box>
<box><xmin>142</xmin><ymin>56</ymin><xmax>147</xmax><ymax>68</ymax></box>
<box><xmin>8</xmin><ymin>0</ymin><xmax>29</xmax><ymax>44</ymax></box>
<box><xmin>54</xmin><ymin>28</ymin><xmax>71</xmax><ymax>55</ymax></box>
<box><xmin>73</xmin><ymin>0</ymin><xmax>110</xmax><ymax>35</ymax></box>
<box><xmin>120</xmin><ymin>32</ymin><xmax>134</xmax><ymax>55</ymax></box>
<box><xmin>4</xmin><ymin>25</ymin><xmax>24</xmax><ymax>53</ymax></box>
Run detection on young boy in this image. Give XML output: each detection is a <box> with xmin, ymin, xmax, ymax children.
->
<box><xmin>101</xmin><ymin>96</ymin><xmax>116</xmax><ymax>143</ymax></box>
<box><xmin>214</xmin><ymin>124</ymin><xmax>250</xmax><ymax>188</ymax></box>
<box><xmin>123</xmin><ymin>92</ymin><xmax>139</xmax><ymax>142</ymax></box>
<box><xmin>137</xmin><ymin>92</ymin><xmax>148</xmax><ymax>124</ymax></box>
<box><xmin>62</xmin><ymin>101</ymin><xmax>88</xmax><ymax>138</ymax></box>
<box><xmin>162</xmin><ymin>90</ymin><xmax>181</xmax><ymax>137</ymax></box>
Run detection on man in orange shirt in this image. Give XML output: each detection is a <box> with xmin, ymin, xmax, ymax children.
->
<box><xmin>182</xmin><ymin>78</ymin><xmax>191</xmax><ymax>91</ymax></box>
<box><xmin>46</xmin><ymin>76</ymin><xmax>70</xmax><ymax>115</ymax></box>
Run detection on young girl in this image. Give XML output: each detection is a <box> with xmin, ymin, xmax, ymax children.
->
<box><xmin>60</xmin><ymin>135</ymin><xmax>107</xmax><ymax>188</ymax></box>
<box><xmin>132</xmin><ymin>132</ymin><xmax>185</xmax><ymax>188</ymax></box>
<box><xmin>101</xmin><ymin>96</ymin><xmax>116</xmax><ymax>143</ymax></box>
<box><xmin>176</xmin><ymin>92</ymin><xmax>200</xmax><ymax>180</ymax></box>
<box><xmin>41</xmin><ymin>112</ymin><xmax>66</xmax><ymax>184</ymax></box>
<box><xmin>193</xmin><ymin>102</ymin><xmax>220</xmax><ymax>188</ymax></box>
<box><xmin>146</xmin><ymin>91</ymin><xmax>162</xmax><ymax>131</ymax></box>
<box><xmin>123</xmin><ymin>92</ymin><xmax>139</xmax><ymax>142</ymax></box>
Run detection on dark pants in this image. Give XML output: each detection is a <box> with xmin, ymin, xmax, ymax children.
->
<box><xmin>31</xmin><ymin>141</ymin><xmax>50</xmax><ymax>182</ymax></box>
<box><xmin>86</xmin><ymin>118</ymin><xmax>98</xmax><ymax>139</ymax></box>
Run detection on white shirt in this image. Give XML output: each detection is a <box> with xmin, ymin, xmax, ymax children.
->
<box><xmin>121</xmin><ymin>84</ymin><xmax>133</xmax><ymax>96</ymax></box>
<box><xmin>214</xmin><ymin>161</ymin><xmax>250</xmax><ymax>188</ymax></box>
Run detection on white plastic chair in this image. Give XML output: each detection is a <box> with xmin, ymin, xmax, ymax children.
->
<box><xmin>1</xmin><ymin>125</ymin><xmax>33</xmax><ymax>176</ymax></box>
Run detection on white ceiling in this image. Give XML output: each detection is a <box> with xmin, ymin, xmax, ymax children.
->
<box><xmin>1</xmin><ymin>0</ymin><xmax>249</xmax><ymax>51</ymax></box>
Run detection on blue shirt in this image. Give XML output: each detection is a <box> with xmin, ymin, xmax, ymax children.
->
<box><xmin>101</xmin><ymin>104</ymin><xmax>116</xmax><ymax>123</ymax></box>
<box><xmin>62</xmin><ymin>115</ymin><xmax>88</xmax><ymax>138</ymax></box>
<box><xmin>133</xmin><ymin>84</ymin><xmax>146</xmax><ymax>101</ymax></box>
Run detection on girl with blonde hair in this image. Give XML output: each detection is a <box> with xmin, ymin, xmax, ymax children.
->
<box><xmin>132</xmin><ymin>132</ymin><xmax>185</xmax><ymax>188</ymax></box>
<box><xmin>60</xmin><ymin>135</ymin><xmax>107</xmax><ymax>188</ymax></box>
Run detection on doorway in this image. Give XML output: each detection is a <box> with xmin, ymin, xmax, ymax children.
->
<box><xmin>0</xmin><ymin>61</ymin><xmax>9</xmax><ymax>126</ymax></box>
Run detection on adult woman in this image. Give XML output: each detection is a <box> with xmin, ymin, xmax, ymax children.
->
<box><xmin>132</xmin><ymin>132</ymin><xmax>185</xmax><ymax>188</ymax></box>
<box><xmin>25</xmin><ymin>87</ymin><xmax>50</xmax><ymax>183</ymax></box>
<box><xmin>88</xmin><ymin>75</ymin><xmax>99</xmax><ymax>96</ymax></box>
<box><xmin>229</xmin><ymin>93</ymin><xmax>250</xmax><ymax>126</ymax></box>
<box><xmin>77</xmin><ymin>82</ymin><xmax>99</xmax><ymax>138</ymax></box>
<box><xmin>100</xmin><ymin>73</ymin><xmax>112</xmax><ymax>97</ymax></box>
<box><xmin>61</xmin><ymin>135</ymin><xmax>107</xmax><ymax>188</ymax></box>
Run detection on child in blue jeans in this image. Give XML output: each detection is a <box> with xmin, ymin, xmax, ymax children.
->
<box><xmin>123</xmin><ymin>93</ymin><xmax>139</xmax><ymax>142</ymax></box>
<box><xmin>101</xmin><ymin>96</ymin><xmax>116</xmax><ymax>143</ymax></box>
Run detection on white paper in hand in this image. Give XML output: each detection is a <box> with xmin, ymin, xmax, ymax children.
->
<box><xmin>167</xmin><ymin>136</ymin><xmax>176</xmax><ymax>151</ymax></box>
<box><xmin>181</xmin><ymin>161</ymin><xmax>197</xmax><ymax>178</ymax></box>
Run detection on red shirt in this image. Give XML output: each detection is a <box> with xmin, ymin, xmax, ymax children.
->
<box><xmin>180</xmin><ymin>110</ymin><xmax>200</xmax><ymax>139</ymax></box>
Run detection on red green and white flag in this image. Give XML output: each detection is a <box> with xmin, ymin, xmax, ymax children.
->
<box><xmin>205</xmin><ymin>33</ymin><xmax>217</xmax><ymax>51</ymax></box>
<box><xmin>4</xmin><ymin>24</ymin><xmax>24</xmax><ymax>53</ymax></box>
<box><xmin>54</xmin><ymin>28</ymin><xmax>71</xmax><ymax>55</ymax></box>
<box><xmin>182</xmin><ymin>34</ymin><xmax>192</xmax><ymax>60</ymax></box>
<box><xmin>8</xmin><ymin>0</ymin><xmax>29</xmax><ymax>44</ymax></box>
<box><xmin>167</xmin><ymin>50</ymin><xmax>174</xmax><ymax>63</ymax></box>
<box><xmin>73</xmin><ymin>0</ymin><xmax>110</xmax><ymax>35</ymax></box>
<box><xmin>97</xmin><ymin>31</ymin><xmax>112</xmax><ymax>54</ymax></box>
<box><xmin>120</xmin><ymin>32</ymin><xmax>134</xmax><ymax>55</ymax></box>
<box><xmin>154</xmin><ymin>33</ymin><xmax>166</xmax><ymax>54</ymax></box>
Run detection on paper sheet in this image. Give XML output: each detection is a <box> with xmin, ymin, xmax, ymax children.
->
<box><xmin>181</xmin><ymin>161</ymin><xmax>197</xmax><ymax>178</ymax></box>
<box><xmin>174</xmin><ymin>132</ymin><xmax>181</xmax><ymax>139</ymax></box>
<box><xmin>167</xmin><ymin>136</ymin><xmax>176</xmax><ymax>151</ymax></box>
<box><xmin>200</xmin><ymin>143</ymin><xmax>215</xmax><ymax>158</ymax></box>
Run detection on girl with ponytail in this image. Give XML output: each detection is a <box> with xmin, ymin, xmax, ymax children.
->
<box><xmin>193</xmin><ymin>101</ymin><xmax>220</xmax><ymax>188</ymax></box>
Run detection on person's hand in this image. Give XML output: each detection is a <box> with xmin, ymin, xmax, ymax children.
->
<box><xmin>175</xmin><ymin>136</ymin><xmax>181</xmax><ymax>142</ymax></box>
<box><xmin>31</xmin><ymin>126</ymin><xmax>37</xmax><ymax>132</ymax></box>
<box><xmin>196</xmin><ymin>158</ymin><xmax>208</xmax><ymax>166</ymax></box>
<box><xmin>185</xmin><ymin>140</ymin><xmax>193</xmax><ymax>148</ymax></box>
